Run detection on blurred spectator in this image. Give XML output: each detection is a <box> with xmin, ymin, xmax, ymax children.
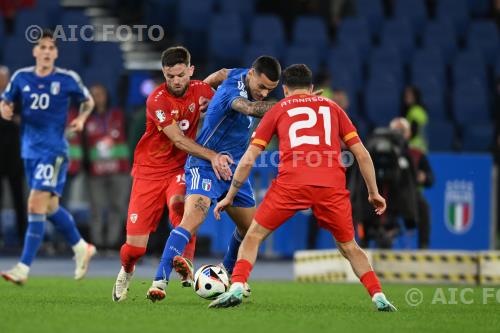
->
<box><xmin>390</xmin><ymin>117</ymin><xmax>435</xmax><ymax>248</ymax></box>
<box><xmin>315</xmin><ymin>72</ymin><xmax>335</xmax><ymax>99</ymax></box>
<box><xmin>402</xmin><ymin>86</ymin><xmax>428</xmax><ymax>152</ymax></box>
<box><xmin>494</xmin><ymin>0</ymin><xmax>500</xmax><ymax>29</ymax></box>
<box><xmin>84</xmin><ymin>84</ymin><xmax>130</xmax><ymax>251</ymax></box>
<box><xmin>0</xmin><ymin>65</ymin><xmax>26</xmax><ymax>246</ymax></box>
<box><xmin>0</xmin><ymin>0</ymin><xmax>35</xmax><ymax>33</ymax></box>
<box><xmin>331</xmin><ymin>89</ymin><xmax>350</xmax><ymax>110</ymax></box>
<box><xmin>61</xmin><ymin>109</ymin><xmax>83</xmax><ymax>208</ymax></box>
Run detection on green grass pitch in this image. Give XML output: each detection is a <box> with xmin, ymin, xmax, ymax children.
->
<box><xmin>0</xmin><ymin>278</ymin><xmax>498</xmax><ymax>333</ymax></box>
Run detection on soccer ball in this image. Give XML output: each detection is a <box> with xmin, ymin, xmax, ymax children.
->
<box><xmin>193</xmin><ymin>264</ymin><xmax>230</xmax><ymax>300</ymax></box>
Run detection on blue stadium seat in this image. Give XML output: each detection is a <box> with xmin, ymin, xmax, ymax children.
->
<box><xmin>143</xmin><ymin>0</ymin><xmax>177</xmax><ymax>32</ymax></box>
<box><xmin>209</xmin><ymin>14</ymin><xmax>244</xmax><ymax>67</ymax></box>
<box><xmin>368</xmin><ymin>45</ymin><xmax>403</xmax><ymax>84</ymax></box>
<box><xmin>14</xmin><ymin>10</ymin><xmax>49</xmax><ymax>35</ymax></box>
<box><xmin>336</xmin><ymin>18</ymin><xmax>371</xmax><ymax>61</ymax></box>
<box><xmin>250</xmin><ymin>15</ymin><xmax>286</xmax><ymax>52</ymax></box>
<box><xmin>496</xmin><ymin>57</ymin><xmax>500</xmax><ymax>77</ymax></box>
<box><xmin>411</xmin><ymin>48</ymin><xmax>446</xmax><ymax>88</ymax></box>
<box><xmin>393</xmin><ymin>0</ymin><xmax>428</xmax><ymax>34</ymax></box>
<box><xmin>467</xmin><ymin>0</ymin><xmax>490</xmax><ymax>16</ymax></box>
<box><xmin>452</xmin><ymin>49</ymin><xmax>486</xmax><ymax>85</ymax></box>
<box><xmin>217</xmin><ymin>0</ymin><xmax>255</xmax><ymax>18</ymax></box>
<box><xmin>56</xmin><ymin>42</ymin><xmax>84</xmax><ymax>73</ymax></box>
<box><xmin>427</xmin><ymin>121</ymin><xmax>455</xmax><ymax>151</ymax></box>
<box><xmin>365</xmin><ymin>80</ymin><xmax>401</xmax><ymax>127</ymax></box>
<box><xmin>284</xmin><ymin>45</ymin><xmax>321</xmax><ymax>74</ymax></box>
<box><xmin>34</xmin><ymin>0</ymin><xmax>62</xmax><ymax>28</ymax></box>
<box><xmin>436</xmin><ymin>0</ymin><xmax>469</xmax><ymax>37</ymax></box>
<box><xmin>328</xmin><ymin>45</ymin><xmax>363</xmax><ymax>91</ymax></box>
<box><xmin>380</xmin><ymin>18</ymin><xmax>415</xmax><ymax>61</ymax></box>
<box><xmin>3</xmin><ymin>36</ymin><xmax>34</xmax><ymax>70</ymax></box>
<box><xmin>0</xmin><ymin>18</ymin><xmax>4</xmax><ymax>62</ymax></box>
<box><xmin>178</xmin><ymin>0</ymin><xmax>214</xmax><ymax>32</ymax></box>
<box><xmin>177</xmin><ymin>0</ymin><xmax>214</xmax><ymax>56</ymax></box>
<box><xmin>462</xmin><ymin>124</ymin><xmax>494</xmax><ymax>151</ymax></box>
<box><xmin>453</xmin><ymin>82</ymin><xmax>489</xmax><ymax>126</ymax></box>
<box><xmin>89</xmin><ymin>42</ymin><xmax>124</xmax><ymax>73</ymax></box>
<box><xmin>292</xmin><ymin>16</ymin><xmax>330</xmax><ymax>58</ymax></box>
<box><xmin>412</xmin><ymin>76</ymin><xmax>447</xmax><ymax>121</ymax></box>
<box><xmin>467</xmin><ymin>20</ymin><xmax>500</xmax><ymax>66</ymax></box>
<box><xmin>242</xmin><ymin>43</ymin><xmax>280</xmax><ymax>67</ymax></box>
<box><xmin>422</xmin><ymin>19</ymin><xmax>457</xmax><ymax>65</ymax></box>
<box><xmin>355</xmin><ymin>0</ymin><xmax>384</xmax><ymax>36</ymax></box>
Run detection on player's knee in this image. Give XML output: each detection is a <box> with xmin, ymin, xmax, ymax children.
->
<box><xmin>27</xmin><ymin>192</ymin><xmax>50</xmax><ymax>214</ymax></box>
<box><xmin>337</xmin><ymin>241</ymin><xmax>359</xmax><ymax>259</ymax></box>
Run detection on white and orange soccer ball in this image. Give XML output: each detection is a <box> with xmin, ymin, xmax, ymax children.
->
<box><xmin>193</xmin><ymin>264</ymin><xmax>230</xmax><ymax>300</ymax></box>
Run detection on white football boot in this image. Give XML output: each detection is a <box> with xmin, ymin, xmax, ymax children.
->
<box><xmin>1</xmin><ymin>262</ymin><xmax>29</xmax><ymax>286</ymax></box>
<box><xmin>73</xmin><ymin>241</ymin><xmax>97</xmax><ymax>280</ymax></box>
<box><xmin>112</xmin><ymin>266</ymin><xmax>134</xmax><ymax>302</ymax></box>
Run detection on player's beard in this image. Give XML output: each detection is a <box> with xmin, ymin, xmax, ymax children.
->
<box><xmin>167</xmin><ymin>82</ymin><xmax>189</xmax><ymax>97</ymax></box>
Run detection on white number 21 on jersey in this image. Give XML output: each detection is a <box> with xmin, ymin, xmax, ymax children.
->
<box><xmin>287</xmin><ymin>106</ymin><xmax>331</xmax><ymax>148</ymax></box>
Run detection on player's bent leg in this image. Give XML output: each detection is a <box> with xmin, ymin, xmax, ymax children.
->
<box><xmin>337</xmin><ymin>240</ymin><xmax>397</xmax><ymax>312</ymax></box>
<box><xmin>209</xmin><ymin>221</ymin><xmax>271</xmax><ymax>308</ymax></box>
<box><xmin>168</xmin><ymin>195</ymin><xmax>195</xmax><ymax>287</ymax></box>
<box><xmin>148</xmin><ymin>194</ymin><xmax>210</xmax><ymax>302</ymax></box>
<box><xmin>47</xmin><ymin>196</ymin><xmax>96</xmax><ymax>280</ymax></box>
<box><xmin>222</xmin><ymin>206</ymin><xmax>256</xmax><ymax>277</ymax></box>
<box><xmin>2</xmin><ymin>190</ymin><xmax>51</xmax><ymax>286</ymax></box>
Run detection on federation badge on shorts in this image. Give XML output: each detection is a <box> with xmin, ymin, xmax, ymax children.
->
<box><xmin>202</xmin><ymin>179</ymin><xmax>212</xmax><ymax>191</ymax></box>
<box><xmin>50</xmin><ymin>81</ymin><xmax>60</xmax><ymax>95</ymax></box>
<box><xmin>155</xmin><ymin>110</ymin><xmax>166</xmax><ymax>123</ymax></box>
<box><xmin>188</xmin><ymin>103</ymin><xmax>196</xmax><ymax>113</ymax></box>
<box><xmin>130</xmin><ymin>213</ymin><xmax>138</xmax><ymax>223</ymax></box>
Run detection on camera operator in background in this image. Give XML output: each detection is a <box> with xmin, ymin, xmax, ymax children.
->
<box><xmin>390</xmin><ymin>118</ymin><xmax>434</xmax><ymax>249</ymax></box>
<box><xmin>349</xmin><ymin>122</ymin><xmax>419</xmax><ymax>248</ymax></box>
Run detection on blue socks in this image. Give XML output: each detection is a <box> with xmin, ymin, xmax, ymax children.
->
<box><xmin>20</xmin><ymin>214</ymin><xmax>46</xmax><ymax>266</ymax></box>
<box><xmin>155</xmin><ymin>227</ymin><xmax>191</xmax><ymax>281</ymax></box>
<box><xmin>47</xmin><ymin>207</ymin><xmax>81</xmax><ymax>246</ymax></box>
<box><xmin>222</xmin><ymin>229</ymin><xmax>243</xmax><ymax>274</ymax></box>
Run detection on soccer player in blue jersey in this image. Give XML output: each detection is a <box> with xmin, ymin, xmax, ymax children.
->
<box><xmin>0</xmin><ymin>30</ymin><xmax>96</xmax><ymax>285</ymax></box>
<box><xmin>146</xmin><ymin>56</ymin><xmax>281</xmax><ymax>301</ymax></box>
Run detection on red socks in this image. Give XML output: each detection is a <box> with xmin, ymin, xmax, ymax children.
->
<box><xmin>360</xmin><ymin>271</ymin><xmax>382</xmax><ymax>297</ymax></box>
<box><xmin>120</xmin><ymin>243</ymin><xmax>146</xmax><ymax>273</ymax></box>
<box><xmin>231</xmin><ymin>259</ymin><xmax>253</xmax><ymax>284</ymax></box>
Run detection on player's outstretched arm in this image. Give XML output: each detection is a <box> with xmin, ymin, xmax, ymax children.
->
<box><xmin>0</xmin><ymin>100</ymin><xmax>14</xmax><ymax>121</ymax></box>
<box><xmin>67</xmin><ymin>97</ymin><xmax>95</xmax><ymax>133</ymax></box>
<box><xmin>163</xmin><ymin>122</ymin><xmax>233</xmax><ymax>181</ymax></box>
<box><xmin>214</xmin><ymin>145</ymin><xmax>262</xmax><ymax>220</ymax></box>
<box><xmin>349</xmin><ymin>142</ymin><xmax>387</xmax><ymax>215</ymax></box>
<box><xmin>231</xmin><ymin>97</ymin><xmax>275</xmax><ymax>118</ymax></box>
<box><xmin>203</xmin><ymin>68</ymin><xmax>229</xmax><ymax>90</ymax></box>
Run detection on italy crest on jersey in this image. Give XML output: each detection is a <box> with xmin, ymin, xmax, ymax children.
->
<box><xmin>444</xmin><ymin>180</ymin><xmax>474</xmax><ymax>234</ymax></box>
<box><xmin>202</xmin><ymin>178</ymin><xmax>212</xmax><ymax>191</ymax></box>
<box><xmin>50</xmin><ymin>81</ymin><xmax>60</xmax><ymax>95</ymax></box>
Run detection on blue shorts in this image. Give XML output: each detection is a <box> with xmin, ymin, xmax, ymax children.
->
<box><xmin>24</xmin><ymin>155</ymin><xmax>68</xmax><ymax>196</ymax></box>
<box><xmin>185</xmin><ymin>166</ymin><xmax>255</xmax><ymax>208</ymax></box>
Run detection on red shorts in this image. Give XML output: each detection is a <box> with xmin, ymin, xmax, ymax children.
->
<box><xmin>126</xmin><ymin>171</ymin><xmax>186</xmax><ymax>235</ymax></box>
<box><xmin>254</xmin><ymin>180</ymin><xmax>355</xmax><ymax>243</ymax></box>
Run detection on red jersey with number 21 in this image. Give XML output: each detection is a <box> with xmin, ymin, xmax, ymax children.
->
<box><xmin>251</xmin><ymin>94</ymin><xmax>360</xmax><ymax>188</ymax></box>
<box><xmin>132</xmin><ymin>80</ymin><xmax>214</xmax><ymax>180</ymax></box>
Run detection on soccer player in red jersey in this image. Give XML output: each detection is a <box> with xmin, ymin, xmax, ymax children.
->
<box><xmin>112</xmin><ymin>46</ymin><xmax>232</xmax><ymax>302</ymax></box>
<box><xmin>210</xmin><ymin>64</ymin><xmax>397</xmax><ymax>311</ymax></box>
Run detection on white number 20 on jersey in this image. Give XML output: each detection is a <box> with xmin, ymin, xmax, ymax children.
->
<box><xmin>287</xmin><ymin>106</ymin><xmax>331</xmax><ymax>148</ymax></box>
<box><xmin>30</xmin><ymin>93</ymin><xmax>50</xmax><ymax>110</ymax></box>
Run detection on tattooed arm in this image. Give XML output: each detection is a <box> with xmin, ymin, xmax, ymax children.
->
<box><xmin>231</xmin><ymin>97</ymin><xmax>275</xmax><ymax>118</ymax></box>
<box><xmin>213</xmin><ymin>145</ymin><xmax>262</xmax><ymax>220</ymax></box>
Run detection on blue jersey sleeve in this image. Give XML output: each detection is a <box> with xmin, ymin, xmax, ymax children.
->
<box><xmin>220</xmin><ymin>69</ymin><xmax>249</xmax><ymax>114</ymax></box>
<box><xmin>66</xmin><ymin>70</ymin><xmax>90</xmax><ymax>103</ymax></box>
<box><xmin>1</xmin><ymin>72</ymin><xmax>21</xmax><ymax>102</ymax></box>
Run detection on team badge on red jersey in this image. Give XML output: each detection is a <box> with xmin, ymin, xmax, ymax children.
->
<box><xmin>155</xmin><ymin>110</ymin><xmax>166</xmax><ymax>123</ymax></box>
<box><xmin>188</xmin><ymin>103</ymin><xmax>196</xmax><ymax>113</ymax></box>
<box><xmin>130</xmin><ymin>213</ymin><xmax>138</xmax><ymax>223</ymax></box>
